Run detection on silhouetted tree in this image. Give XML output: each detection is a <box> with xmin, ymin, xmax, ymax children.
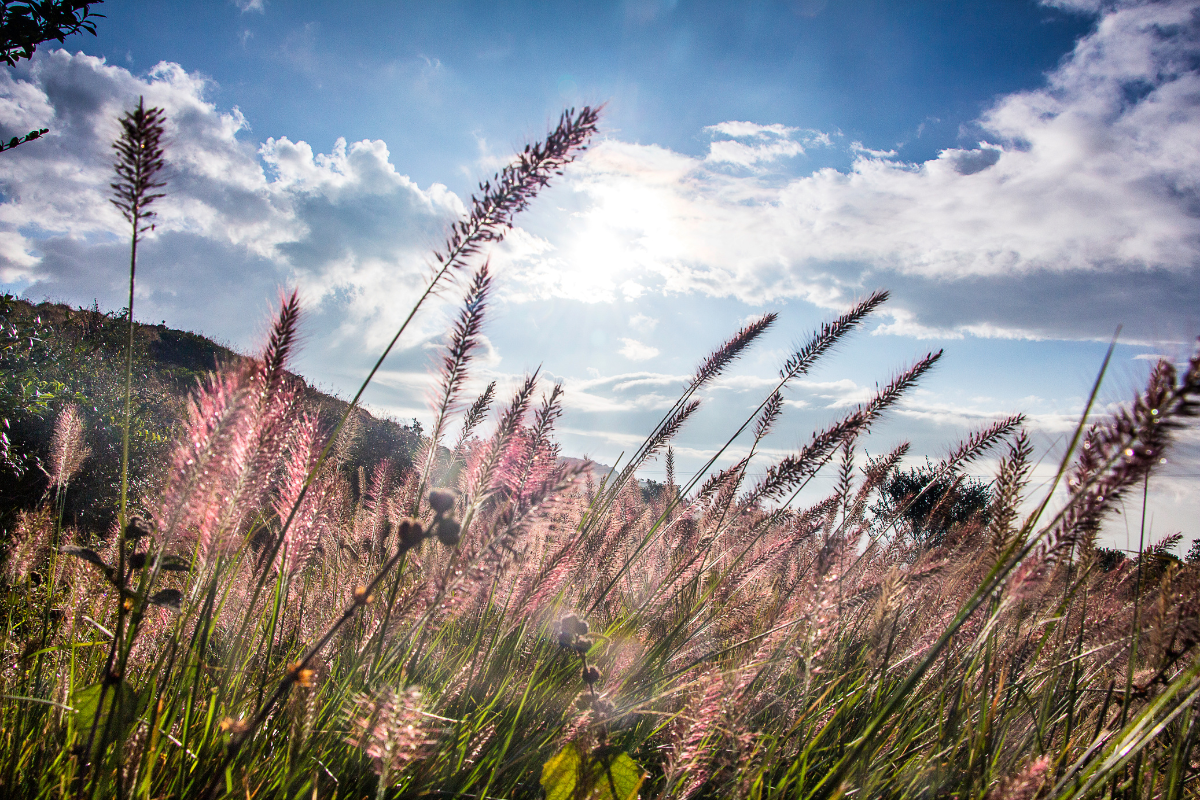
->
<box><xmin>878</xmin><ymin>461</ymin><xmax>991</xmax><ymax>548</ymax></box>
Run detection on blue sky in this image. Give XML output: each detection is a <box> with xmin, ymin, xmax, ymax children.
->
<box><xmin>1</xmin><ymin>0</ymin><xmax>1198</xmax><ymax>547</ymax></box>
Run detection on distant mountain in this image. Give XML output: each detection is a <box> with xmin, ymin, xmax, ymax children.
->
<box><xmin>558</xmin><ymin>456</ymin><xmax>614</xmax><ymax>481</ymax></box>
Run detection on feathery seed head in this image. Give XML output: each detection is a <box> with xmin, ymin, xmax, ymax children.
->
<box><xmin>110</xmin><ymin>97</ymin><xmax>167</xmax><ymax>231</ymax></box>
<box><xmin>344</xmin><ymin>687</ymin><xmax>436</xmax><ymax>779</ymax></box>
<box><xmin>46</xmin><ymin>403</ymin><xmax>89</xmax><ymax>492</ymax></box>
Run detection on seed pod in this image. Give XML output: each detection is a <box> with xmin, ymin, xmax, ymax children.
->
<box><xmin>398</xmin><ymin>518</ymin><xmax>425</xmax><ymax>549</ymax></box>
<box><xmin>428</xmin><ymin>488</ymin><xmax>457</xmax><ymax>516</ymax></box>
<box><xmin>436</xmin><ymin>517</ymin><xmax>461</xmax><ymax>547</ymax></box>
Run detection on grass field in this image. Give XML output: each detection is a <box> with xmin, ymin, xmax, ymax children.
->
<box><xmin>1</xmin><ymin>104</ymin><xmax>1199</xmax><ymax>800</ymax></box>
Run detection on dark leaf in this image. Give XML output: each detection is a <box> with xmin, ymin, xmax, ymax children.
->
<box><xmin>60</xmin><ymin>545</ymin><xmax>111</xmax><ymax>581</ymax></box>
<box><xmin>157</xmin><ymin>555</ymin><xmax>191</xmax><ymax>572</ymax></box>
<box><xmin>148</xmin><ymin>589</ymin><xmax>182</xmax><ymax>609</ymax></box>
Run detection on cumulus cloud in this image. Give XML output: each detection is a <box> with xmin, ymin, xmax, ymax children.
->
<box><xmin>0</xmin><ymin>50</ymin><xmax>462</xmax><ymax>353</ymax></box>
<box><xmin>619</xmin><ymin>337</ymin><xmax>660</xmax><ymax>361</ymax></box>
<box><xmin>493</xmin><ymin>0</ymin><xmax>1200</xmax><ymax>342</ymax></box>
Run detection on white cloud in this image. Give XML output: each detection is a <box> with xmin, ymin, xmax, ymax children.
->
<box><xmin>0</xmin><ymin>50</ymin><xmax>462</xmax><ymax>352</ymax></box>
<box><xmin>707</xmin><ymin>138</ymin><xmax>807</xmax><ymax>167</ymax></box>
<box><xmin>618</xmin><ymin>337</ymin><xmax>660</xmax><ymax>361</ymax></box>
<box><xmin>235</xmin><ymin>0</ymin><xmax>266</xmax><ymax>12</ymax></box>
<box><xmin>706</xmin><ymin>121</ymin><xmax>797</xmax><ymax>139</ymax></box>
<box><xmin>629</xmin><ymin>313</ymin><xmax>657</xmax><ymax>333</ymax></box>
<box><xmin>3</xmin><ymin>0</ymin><xmax>1199</xmax><ymax>370</ymax></box>
<box><xmin>495</xmin><ymin>0</ymin><xmax>1200</xmax><ymax>342</ymax></box>
<box><xmin>704</xmin><ymin>120</ymin><xmax>832</xmax><ymax>167</ymax></box>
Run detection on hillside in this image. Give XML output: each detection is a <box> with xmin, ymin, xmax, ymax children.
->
<box><xmin>0</xmin><ymin>294</ymin><xmax>421</xmax><ymax>532</ymax></box>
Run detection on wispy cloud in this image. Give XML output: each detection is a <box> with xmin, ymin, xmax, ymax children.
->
<box><xmin>704</xmin><ymin>120</ymin><xmax>832</xmax><ymax>167</ymax></box>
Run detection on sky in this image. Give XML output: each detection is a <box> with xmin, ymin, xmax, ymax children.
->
<box><xmin>0</xmin><ymin>0</ymin><xmax>1198</xmax><ymax>550</ymax></box>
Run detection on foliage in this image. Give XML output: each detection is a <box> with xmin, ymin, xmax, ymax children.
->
<box><xmin>0</xmin><ymin>296</ymin><xmax>419</xmax><ymax>533</ymax></box>
<box><xmin>876</xmin><ymin>459</ymin><xmax>992</xmax><ymax>549</ymax></box>
<box><xmin>0</xmin><ymin>0</ymin><xmax>102</xmax><ymax>153</ymax></box>
<box><xmin>0</xmin><ymin>0</ymin><xmax>101</xmax><ymax>66</ymax></box>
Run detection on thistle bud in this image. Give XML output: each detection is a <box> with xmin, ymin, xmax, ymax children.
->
<box><xmin>428</xmin><ymin>488</ymin><xmax>457</xmax><ymax>516</ymax></box>
<box><xmin>436</xmin><ymin>517</ymin><xmax>461</xmax><ymax>547</ymax></box>
<box><xmin>582</xmin><ymin>664</ymin><xmax>602</xmax><ymax>686</ymax></box>
<box><xmin>398</xmin><ymin>518</ymin><xmax>424</xmax><ymax>549</ymax></box>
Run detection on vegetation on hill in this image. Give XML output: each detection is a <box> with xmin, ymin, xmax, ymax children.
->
<box><xmin>0</xmin><ymin>293</ymin><xmax>422</xmax><ymax>532</ymax></box>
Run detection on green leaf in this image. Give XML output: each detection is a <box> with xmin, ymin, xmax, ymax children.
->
<box><xmin>541</xmin><ymin>742</ymin><xmax>582</xmax><ymax>800</ymax></box>
<box><xmin>540</xmin><ymin>743</ymin><xmax>645</xmax><ymax>800</ymax></box>
<box><xmin>591</xmin><ymin>748</ymin><xmax>644</xmax><ymax>800</ymax></box>
<box><xmin>72</xmin><ymin>680</ymin><xmax>148</xmax><ymax>746</ymax></box>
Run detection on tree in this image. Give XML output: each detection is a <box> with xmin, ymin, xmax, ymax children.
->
<box><xmin>0</xmin><ymin>1</ymin><xmax>103</xmax><ymax>152</ymax></box>
<box><xmin>877</xmin><ymin>461</ymin><xmax>992</xmax><ymax>549</ymax></box>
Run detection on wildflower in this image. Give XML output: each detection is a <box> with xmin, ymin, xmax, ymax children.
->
<box><xmin>557</xmin><ymin>613</ymin><xmax>593</xmax><ymax>652</ymax></box>
<box><xmin>124</xmin><ymin>516</ymin><xmax>152</xmax><ymax>540</ymax></box>
<box><xmin>288</xmin><ymin>662</ymin><xmax>316</xmax><ymax>688</ymax></box>
<box><xmin>397</xmin><ymin>518</ymin><xmax>425</xmax><ymax>549</ymax></box>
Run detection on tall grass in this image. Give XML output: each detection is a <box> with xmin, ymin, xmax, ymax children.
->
<box><xmin>1</xmin><ymin>104</ymin><xmax>1200</xmax><ymax>800</ymax></box>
